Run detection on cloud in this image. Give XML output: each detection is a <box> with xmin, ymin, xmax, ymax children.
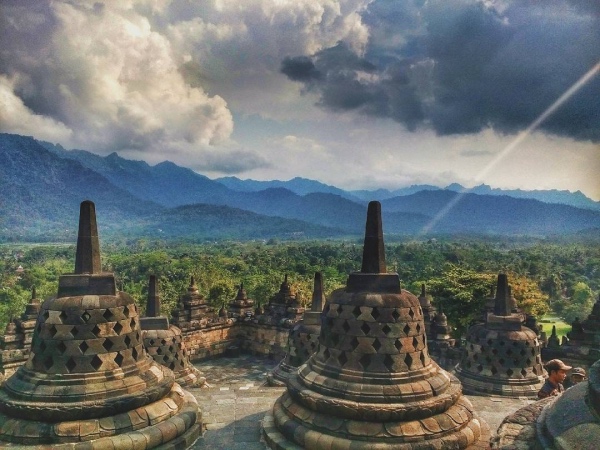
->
<box><xmin>281</xmin><ymin>0</ymin><xmax>600</xmax><ymax>142</ymax></box>
<box><xmin>0</xmin><ymin>75</ymin><xmax>73</xmax><ymax>142</ymax></box>
<box><xmin>0</xmin><ymin>1</ymin><xmax>233</xmax><ymax>156</ymax></box>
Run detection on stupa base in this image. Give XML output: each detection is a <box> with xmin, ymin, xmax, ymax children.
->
<box><xmin>268</xmin><ymin>361</ymin><xmax>295</xmax><ymax>387</ymax></box>
<box><xmin>0</xmin><ymin>385</ymin><xmax>201</xmax><ymax>449</ymax></box>
<box><xmin>263</xmin><ymin>393</ymin><xmax>491</xmax><ymax>450</ymax></box>
<box><xmin>456</xmin><ymin>368</ymin><xmax>544</xmax><ymax>399</ymax></box>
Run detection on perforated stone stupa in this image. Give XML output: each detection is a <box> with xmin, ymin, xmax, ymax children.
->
<box><xmin>456</xmin><ymin>273</ymin><xmax>545</xmax><ymax>398</ymax></box>
<box><xmin>0</xmin><ymin>287</ymin><xmax>41</xmax><ymax>382</ymax></box>
<box><xmin>268</xmin><ymin>272</ymin><xmax>325</xmax><ymax>387</ymax></box>
<box><xmin>263</xmin><ymin>201</ymin><xmax>489</xmax><ymax>449</ymax></box>
<box><xmin>141</xmin><ymin>275</ymin><xmax>206</xmax><ymax>388</ymax></box>
<box><xmin>0</xmin><ymin>201</ymin><xmax>201</xmax><ymax>448</ymax></box>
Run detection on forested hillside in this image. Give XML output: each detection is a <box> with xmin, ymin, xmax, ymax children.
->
<box><xmin>2</xmin><ymin>239</ymin><xmax>598</xmax><ymax>337</ymax></box>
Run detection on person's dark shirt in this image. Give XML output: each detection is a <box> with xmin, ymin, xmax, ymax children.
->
<box><xmin>538</xmin><ymin>378</ymin><xmax>564</xmax><ymax>399</ymax></box>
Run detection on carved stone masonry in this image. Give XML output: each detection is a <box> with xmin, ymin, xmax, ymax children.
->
<box><xmin>263</xmin><ymin>201</ymin><xmax>489</xmax><ymax>449</ymax></box>
<box><xmin>0</xmin><ymin>201</ymin><xmax>201</xmax><ymax>448</ymax></box>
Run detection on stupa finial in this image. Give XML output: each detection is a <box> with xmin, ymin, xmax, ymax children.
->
<box><xmin>311</xmin><ymin>272</ymin><xmax>325</xmax><ymax>312</ymax></box>
<box><xmin>31</xmin><ymin>286</ymin><xmax>36</xmax><ymax>299</ymax></box>
<box><xmin>146</xmin><ymin>275</ymin><xmax>160</xmax><ymax>317</ymax></box>
<box><xmin>494</xmin><ymin>273</ymin><xmax>511</xmax><ymax>316</ymax></box>
<box><xmin>74</xmin><ymin>200</ymin><xmax>101</xmax><ymax>274</ymax></box>
<box><xmin>361</xmin><ymin>201</ymin><xmax>386</xmax><ymax>273</ymax></box>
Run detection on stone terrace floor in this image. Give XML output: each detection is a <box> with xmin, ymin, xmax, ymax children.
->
<box><xmin>187</xmin><ymin>354</ymin><xmax>535</xmax><ymax>449</ymax></box>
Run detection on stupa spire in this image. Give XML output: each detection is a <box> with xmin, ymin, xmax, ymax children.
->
<box><xmin>74</xmin><ymin>200</ymin><xmax>101</xmax><ymax>274</ymax></box>
<box><xmin>146</xmin><ymin>274</ymin><xmax>160</xmax><ymax>317</ymax></box>
<box><xmin>311</xmin><ymin>272</ymin><xmax>325</xmax><ymax>313</ymax></box>
<box><xmin>361</xmin><ymin>201</ymin><xmax>386</xmax><ymax>273</ymax></box>
<box><xmin>494</xmin><ymin>273</ymin><xmax>511</xmax><ymax>316</ymax></box>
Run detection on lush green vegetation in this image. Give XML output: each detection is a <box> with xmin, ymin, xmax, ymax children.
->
<box><xmin>1</xmin><ymin>239</ymin><xmax>598</xmax><ymax>338</ymax></box>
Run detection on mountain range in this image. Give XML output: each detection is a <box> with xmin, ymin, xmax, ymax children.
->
<box><xmin>2</xmin><ymin>132</ymin><xmax>599</xmax><ymax>242</ymax></box>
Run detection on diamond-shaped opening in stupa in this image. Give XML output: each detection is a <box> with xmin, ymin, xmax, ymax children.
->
<box><xmin>90</xmin><ymin>355</ymin><xmax>103</xmax><ymax>371</ymax></box>
<box><xmin>57</xmin><ymin>342</ymin><xmax>67</xmax><ymax>354</ymax></box>
<box><xmin>404</xmin><ymin>353</ymin><xmax>413</xmax><ymax>369</ymax></box>
<box><xmin>372</xmin><ymin>338</ymin><xmax>381</xmax><ymax>352</ymax></box>
<box><xmin>65</xmin><ymin>357</ymin><xmax>76</xmax><ymax>373</ymax></box>
<box><xmin>342</xmin><ymin>321</ymin><xmax>350</xmax><ymax>333</ymax></box>
<box><xmin>359</xmin><ymin>354</ymin><xmax>371</xmax><ymax>370</ymax></box>
<box><xmin>103</xmin><ymin>309</ymin><xmax>114</xmax><ymax>321</ymax></box>
<box><xmin>371</xmin><ymin>307</ymin><xmax>380</xmax><ymax>320</ymax></box>
<box><xmin>102</xmin><ymin>339</ymin><xmax>114</xmax><ymax>352</ymax></box>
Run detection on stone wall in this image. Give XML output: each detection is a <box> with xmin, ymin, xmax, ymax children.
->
<box><xmin>178</xmin><ymin>321</ymin><xmax>292</xmax><ymax>362</ymax></box>
<box><xmin>0</xmin><ymin>317</ymin><xmax>293</xmax><ymax>378</ymax></box>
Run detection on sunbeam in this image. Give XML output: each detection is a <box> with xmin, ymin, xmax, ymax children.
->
<box><xmin>419</xmin><ymin>61</ymin><xmax>600</xmax><ymax>235</ymax></box>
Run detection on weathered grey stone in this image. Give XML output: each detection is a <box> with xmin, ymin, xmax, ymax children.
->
<box><xmin>0</xmin><ymin>200</ymin><xmax>201</xmax><ymax>449</ymax></box>
<box><xmin>263</xmin><ymin>201</ymin><xmax>489</xmax><ymax>449</ymax></box>
<box><xmin>456</xmin><ymin>274</ymin><xmax>545</xmax><ymax>399</ymax></box>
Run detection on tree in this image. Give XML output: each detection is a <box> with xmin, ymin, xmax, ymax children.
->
<box><xmin>427</xmin><ymin>265</ymin><xmax>495</xmax><ymax>337</ymax></box>
<box><xmin>561</xmin><ymin>282</ymin><xmax>594</xmax><ymax>324</ymax></box>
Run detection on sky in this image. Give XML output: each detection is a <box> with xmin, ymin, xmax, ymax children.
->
<box><xmin>1</xmin><ymin>0</ymin><xmax>599</xmax><ymax>200</ymax></box>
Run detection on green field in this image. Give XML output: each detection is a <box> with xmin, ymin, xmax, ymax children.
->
<box><xmin>539</xmin><ymin>315</ymin><xmax>571</xmax><ymax>340</ymax></box>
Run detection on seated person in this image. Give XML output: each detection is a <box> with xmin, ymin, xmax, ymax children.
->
<box><xmin>538</xmin><ymin>359</ymin><xmax>571</xmax><ymax>399</ymax></box>
<box><xmin>564</xmin><ymin>367</ymin><xmax>586</xmax><ymax>389</ymax></box>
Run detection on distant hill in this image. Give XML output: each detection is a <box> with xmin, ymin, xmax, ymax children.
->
<box><xmin>3</xmin><ymin>132</ymin><xmax>600</xmax><ymax>240</ymax></box>
<box><xmin>128</xmin><ymin>203</ymin><xmax>344</xmax><ymax>240</ymax></box>
<box><xmin>381</xmin><ymin>191</ymin><xmax>600</xmax><ymax>235</ymax></box>
<box><xmin>0</xmin><ymin>134</ymin><xmax>160</xmax><ymax>241</ymax></box>
<box><xmin>39</xmin><ymin>141</ymin><xmax>232</xmax><ymax>207</ymax></box>
<box><xmin>216</xmin><ymin>175</ymin><xmax>600</xmax><ymax>212</ymax></box>
<box><xmin>444</xmin><ymin>183</ymin><xmax>600</xmax><ymax>211</ymax></box>
<box><xmin>216</xmin><ymin>176</ymin><xmax>363</xmax><ymax>201</ymax></box>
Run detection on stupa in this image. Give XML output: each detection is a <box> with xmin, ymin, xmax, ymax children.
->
<box><xmin>228</xmin><ymin>282</ymin><xmax>255</xmax><ymax>319</ymax></box>
<box><xmin>260</xmin><ymin>275</ymin><xmax>305</xmax><ymax>327</ymax></box>
<box><xmin>141</xmin><ymin>275</ymin><xmax>206</xmax><ymax>388</ymax></box>
<box><xmin>268</xmin><ymin>272</ymin><xmax>325</xmax><ymax>386</ymax></box>
<box><xmin>455</xmin><ymin>273</ymin><xmax>545</xmax><ymax>398</ymax></box>
<box><xmin>419</xmin><ymin>283</ymin><xmax>436</xmax><ymax>335</ymax></box>
<box><xmin>171</xmin><ymin>276</ymin><xmax>214</xmax><ymax>329</ymax></box>
<box><xmin>263</xmin><ymin>201</ymin><xmax>489</xmax><ymax>449</ymax></box>
<box><xmin>542</xmin><ymin>294</ymin><xmax>600</xmax><ymax>367</ymax></box>
<box><xmin>0</xmin><ymin>287</ymin><xmax>41</xmax><ymax>382</ymax></box>
<box><xmin>0</xmin><ymin>201</ymin><xmax>201</xmax><ymax>447</ymax></box>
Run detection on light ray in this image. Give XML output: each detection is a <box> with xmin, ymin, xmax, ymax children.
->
<box><xmin>419</xmin><ymin>61</ymin><xmax>600</xmax><ymax>235</ymax></box>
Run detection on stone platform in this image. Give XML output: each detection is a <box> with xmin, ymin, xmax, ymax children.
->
<box><xmin>188</xmin><ymin>355</ymin><xmax>534</xmax><ymax>449</ymax></box>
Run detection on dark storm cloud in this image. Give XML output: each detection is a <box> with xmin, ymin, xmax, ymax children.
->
<box><xmin>281</xmin><ymin>57</ymin><xmax>322</xmax><ymax>82</ymax></box>
<box><xmin>281</xmin><ymin>0</ymin><xmax>600</xmax><ymax>141</ymax></box>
